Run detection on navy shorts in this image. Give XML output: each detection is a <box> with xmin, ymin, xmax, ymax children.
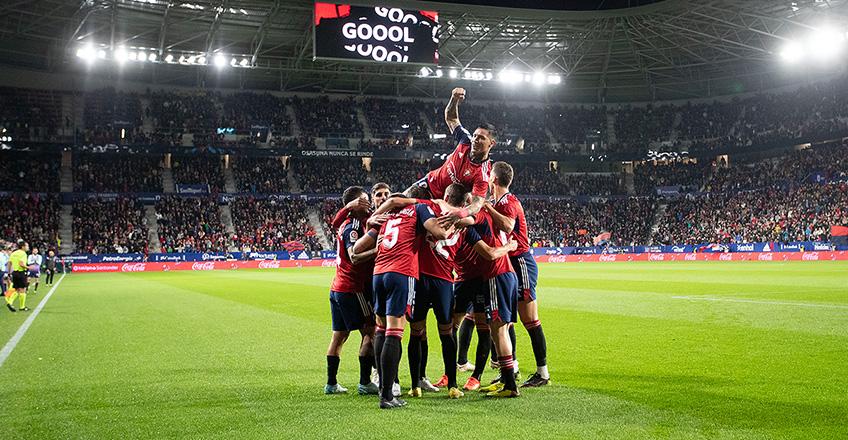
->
<box><xmin>454</xmin><ymin>278</ymin><xmax>486</xmax><ymax>315</ymax></box>
<box><xmin>373</xmin><ymin>272</ymin><xmax>415</xmax><ymax>318</ymax></box>
<box><xmin>510</xmin><ymin>252</ymin><xmax>538</xmax><ymax>302</ymax></box>
<box><xmin>329</xmin><ymin>290</ymin><xmax>374</xmax><ymax>332</ymax></box>
<box><xmin>484</xmin><ymin>272</ymin><xmax>519</xmax><ymax>323</ymax></box>
<box><xmin>409</xmin><ymin>275</ymin><xmax>454</xmax><ymax>324</ymax></box>
<box><xmin>27</xmin><ymin>270</ymin><xmax>40</xmax><ymax>279</ymax></box>
<box><xmin>0</xmin><ymin>272</ymin><xmax>6</xmax><ymax>294</ymax></box>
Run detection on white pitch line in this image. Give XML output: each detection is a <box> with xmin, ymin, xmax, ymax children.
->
<box><xmin>0</xmin><ymin>273</ymin><xmax>66</xmax><ymax>368</ymax></box>
<box><xmin>672</xmin><ymin>295</ymin><xmax>848</xmax><ymax>310</ymax></box>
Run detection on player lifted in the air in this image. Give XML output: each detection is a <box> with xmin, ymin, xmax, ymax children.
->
<box><xmin>405</xmin><ymin>87</ymin><xmax>494</xmax><ymax>221</ymax></box>
<box><xmin>485</xmin><ymin>162</ymin><xmax>550</xmax><ymax>387</ymax></box>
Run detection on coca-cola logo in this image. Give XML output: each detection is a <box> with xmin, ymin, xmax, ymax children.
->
<box><xmin>719</xmin><ymin>253</ymin><xmax>733</xmax><ymax>261</ymax></box>
<box><xmin>258</xmin><ymin>260</ymin><xmax>281</xmax><ymax>269</ymax></box>
<box><xmin>121</xmin><ymin>263</ymin><xmax>147</xmax><ymax>272</ymax></box>
<box><xmin>599</xmin><ymin>255</ymin><xmax>617</xmax><ymax>262</ymax></box>
<box><xmin>684</xmin><ymin>254</ymin><xmax>697</xmax><ymax>261</ymax></box>
<box><xmin>648</xmin><ymin>254</ymin><xmax>665</xmax><ymax>261</ymax></box>
<box><xmin>191</xmin><ymin>262</ymin><xmax>216</xmax><ymax>271</ymax></box>
<box><xmin>548</xmin><ymin>255</ymin><xmax>567</xmax><ymax>263</ymax></box>
<box><xmin>802</xmin><ymin>253</ymin><xmax>819</xmax><ymax>261</ymax></box>
<box><xmin>322</xmin><ymin>260</ymin><xmax>338</xmax><ymax>267</ymax></box>
<box><xmin>758</xmin><ymin>253</ymin><xmax>774</xmax><ymax>261</ymax></box>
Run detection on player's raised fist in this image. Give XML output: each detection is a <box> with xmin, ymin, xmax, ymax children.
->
<box><xmin>451</xmin><ymin>87</ymin><xmax>466</xmax><ymax>101</ymax></box>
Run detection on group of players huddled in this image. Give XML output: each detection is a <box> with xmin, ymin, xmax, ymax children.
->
<box><xmin>324</xmin><ymin>88</ymin><xmax>550</xmax><ymax>409</ymax></box>
<box><xmin>1</xmin><ymin>240</ymin><xmax>58</xmax><ymax>313</ymax></box>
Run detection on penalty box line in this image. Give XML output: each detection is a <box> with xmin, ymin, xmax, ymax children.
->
<box><xmin>0</xmin><ymin>273</ymin><xmax>67</xmax><ymax>368</ymax></box>
<box><xmin>672</xmin><ymin>295</ymin><xmax>848</xmax><ymax>310</ymax></box>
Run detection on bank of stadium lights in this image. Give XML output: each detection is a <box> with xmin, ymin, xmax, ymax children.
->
<box><xmin>779</xmin><ymin>27</ymin><xmax>847</xmax><ymax>64</ymax></box>
<box><xmin>419</xmin><ymin>67</ymin><xmax>560</xmax><ymax>85</ymax></box>
<box><xmin>74</xmin><ymin>43</ymin><xmax>253</xmax><ymax>69</ymax></box>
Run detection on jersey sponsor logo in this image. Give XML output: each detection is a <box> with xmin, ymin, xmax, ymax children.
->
<box><xmin>258</xmin><ymin>260</ymin><xmax>281</xmax><ymax>269</ymax></box>
<box><xmin>121</xmin><ymin>263</ymin><xmax>147</xmax><ymax>272</ymax></box>
<box><xmin>350</xmin><ymin>230</ymin><xmax>359</xmax><ymax>241</ymax></box>
<box><xmin>191</xmin><ymin>262</ymin><xmax>216</xmax><ymax>271</ymax></box>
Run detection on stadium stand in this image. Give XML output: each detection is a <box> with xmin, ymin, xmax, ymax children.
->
<box><xmin>230</xmin><ymin>197</ymin><xmax>322</xmax><ymax>253</ymax></box>
<box><xmin>155</xmin><ymin>196</ymin><xmax>228</xmax><ymax>253</ymax></box>
<box><xmin>0</xmin><ymin>193</ymin><xmax>60</xmax><ymax>251</ymax></box>
<box><xmin>72</xmin><ymin>197</ymin><xmax>149</xmax><ymax>254</ymax></box>
<box><xmin>171</xmin><ymin>156</ymin><xmax>225</xmax><ymax>193</ymax></box>
<box><xmin>232</xmin><ymin>157</ymin><xmax>291</xmax><ymax>194</ymax></box>
<box><xmin>0</xmin><ymin>151</ymin><xmax>60</xmax><ymax>193</ymax></box>
<box><xmin>74</xmin><ymin>154</ymin><xmax>162</xmax><ymax>193</ymax></box>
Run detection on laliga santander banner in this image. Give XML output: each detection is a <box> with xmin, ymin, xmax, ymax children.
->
<box><xmin>73</xmin><ymin>251</ymin><xmax>848</xmax><ymax>273</ymax></box>
<box><xmin>72</xmin><ymin>260</ymin><xmax>338</xmax><ymax>273</ymax></box>
<box><xmin>536</xmin><ymin>251</ymin><xmax>848</xmax><ymax>263</ymax></box>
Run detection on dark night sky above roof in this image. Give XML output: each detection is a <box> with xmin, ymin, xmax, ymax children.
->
<box><xmin>430</xmin><ymin>0</ymin><xmax>668</xmax><ymax>11</ymax></box>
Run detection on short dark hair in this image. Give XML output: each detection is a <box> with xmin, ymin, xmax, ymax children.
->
<box><xmin>477</xmin><ymin>123</ymin><xmax>498</xmax><ymax>140</ymax></box>
<box><xmin>444</xmin><ymin>183</ymin><xmax>468</xmax><ymax>208</ymax></box>
<box><xmin>492</xmin><ymin>161</ymin><xmax>514</xmax><ymax>188</ymax></box>
<box><xmin>342</xmin><ymin>186</ymin><xmax>366</xmax><ymax>205</ymax></box>
<box><xmin>406</xmin><ymin>184</ymin><xmax>429</xmax><ymax>199</ymax></box>
<box><xmin>16</xmin><ymin>240</ymin><xmax>27</xmax><ymax>249</ymax></box>
<box><xmin>371</xmin><ymin>182</ymin><xmax>390</xmax><ymax>195</ymax></box>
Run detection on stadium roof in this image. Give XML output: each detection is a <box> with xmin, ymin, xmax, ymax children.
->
<box><xmin>1</xmin><ymin>0</ymin><xmax>847</xmax><ymax>103</ymax></box>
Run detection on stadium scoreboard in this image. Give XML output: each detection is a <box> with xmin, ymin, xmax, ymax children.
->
<box><xmin>314</xmin><ymin>3</ymin><xmax>439</xmax><ymax>64</ymax></box>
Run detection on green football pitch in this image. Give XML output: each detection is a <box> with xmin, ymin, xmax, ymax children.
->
<box><xmin>0</xmin><ymin>262</ymin><xmax>846</xmax><ymax>439</ymax></box>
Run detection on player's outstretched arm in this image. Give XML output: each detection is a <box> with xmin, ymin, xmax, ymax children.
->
<box><xmin>484</xmin><ymin>201</ymin><xmax>516</xmax><ymax>233</ymax></box>
<box><xmin>373</xmin><ymin>197</ymin><xmax>417</xmax><ymax>216</ymax></box>
<box><xmin>422</xmin><ymin>218</ymin><xmax>453</xmax><ymax>241</ymax></box>
<box><xmin>332</xmin><ymin>197</ymin><xmax>371</xmax><ymax>230</ymax></box>
<box><xmin>473</xmin><ymin>239</ymin><xmax>518</xmax><ymax>261</ymax></box>
<box><xmin>444</xmin><ymin>87</ymin><xmax>465</xmax><ymax>134</ymax></box>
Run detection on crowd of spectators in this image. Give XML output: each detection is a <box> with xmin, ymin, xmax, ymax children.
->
<box><xmin>654</xmin><ymin>182</ymin><xmax>848</xmax><ymax>245</ymax></box>
<box><xmin>72</xmin><ymin>197</ymin><xmax>148</xmax><ymax>254</ymax></box>
<box><xmin>0</xmin><ymin>87</ymin><xmax>65</xmax><ymax>141</ymax></box>
<box><xmin>0</xmin><ymin>194</ymin><xmax>60</xmax><ymax>252</ymax></box>
<box><xmin>171</xmin><ymin>156</ymin><xmax>225</xmax><ymax>193</ymax></box>
<box><xmin>370</xmin><ymin>159</ymin><xmax>427</xmax><ymax>191</ymax></box>
<box><xmin>291</xmin><ymin>96</ymin><xmax>362</xmax><ymax>138</ymax></box>
<box><xmin>74</xmin><ymin>154</ymin><xmax>162</xmax><ymax>192</ymax></box>
<box><xmin>294</xmin><ymin>158</ymin><xmax>367</xmax><ymax>194</ymax></box>
<box><xmin>148</xmin><ymin>90</ymin><xmax>218</xmax><ymax>132</ymax></box>
<box><xmin>232</xmin><ymin>157</ymin><xmax>290</xmax><ymax>194</ymax></box>
<box><xmin>362</xmin><ymin>98</ymin><xmax>427</xmax><ymax>138</ymax></box>
<box><xmin>524</xmin><ymin>197</ymin><xmax>656</xmax><ymax>247</ymax></box>
<box><xmin>633</xmin><ymin>160</ymin><xmax>709</xmax><ymax>195</ymax></box>
<box><xmin>218</xmin><ymin>92</ymin><xmax>292</xmax><ymax>136</ymax></box>
<box><xmin>230</xmin><ymin>197</ymin><xmax>322</xmax><ymax>253</ymax></box>
<box><xmin>0</xmin><ymin>151</ymin><xmax>60</xmax><ymax>192</ymax></box>
<box><xmin>155</xmin><ymin>196</ymin><xmax>228</xmax><ymax>253</ymax></box>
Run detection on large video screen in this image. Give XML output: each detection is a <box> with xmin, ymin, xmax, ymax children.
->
<box><xmin>314</xmin><ymin>3</ymin><xmax>439</xmax><ymax>64</ymax></box>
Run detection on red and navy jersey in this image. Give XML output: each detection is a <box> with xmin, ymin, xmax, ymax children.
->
<box><xmin>493</xmin><ymin>193</ymin><xmax>530</xmax><ymax>257</ymax></box>
<box><xmin>454</xmin><ymin>210</ymin><xmax>513</xmax><ymax>280</ymax></box>
<box><xmin>418</xmin><ymin>200</ymin><xmax>458</xmax><ymax>281</ymax></box>
<box><xmin>374</xmin><ymin>203</ymin><xmax>436</xmax><ymax>279</ymax></box>
<box><xmin>331</xmin><ymin>216</ymin><xmax>370</xmax><ymax>293</ymax></box>
<box><xmin>425</xmin><ymin>125</ymin><xmax>491</xmax><ymax>199</ymax></box>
